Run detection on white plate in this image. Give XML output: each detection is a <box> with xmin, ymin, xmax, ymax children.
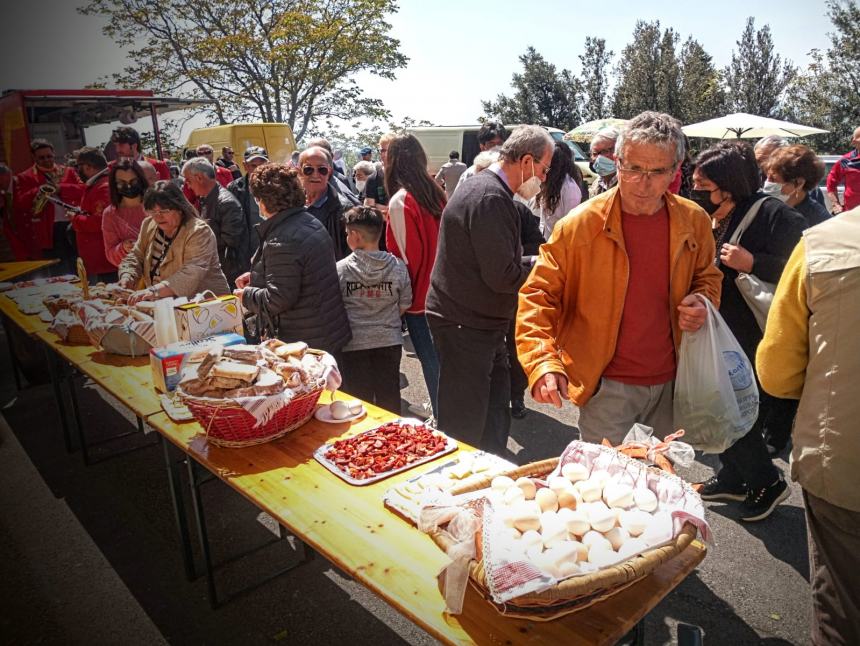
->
<box><xmin>314</xmin><ymin>403</ymin><xmax>366</xmax><ymax>424</ymax></box>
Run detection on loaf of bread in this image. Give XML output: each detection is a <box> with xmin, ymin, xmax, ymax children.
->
<box><xmin>210</xmin><ymin>360</ymin><xmax>259</xmax><ymax>384</ymax></box>
<box><xmin>223</xmin><ymin>344</ymin><xmax>262</xmax><ymax>364</ymax></box>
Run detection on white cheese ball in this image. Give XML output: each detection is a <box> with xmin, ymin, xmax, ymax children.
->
<box><xmin>619</xmin><ymin>509</ymin><xmax>653</xmax><ymax>537</ymax></box>
<box><xmin>557</xmin><ymin>508</ymin><xmax>591</xmax><ymax>536</ymax></box>
<box><xmin>578</xmin><ymin>477</ymin><xmax>603</xmax><ymax>503</ymax></box>
<box><xmin>492</xmin><ymin>475</ymin><xmax>515</xmax><ymax>492</ymax></box>
<box><xmin>561</xmin><ymin>462</ymin><xmax>590</xmax><ymax>483</ymax></box>
<box><xmin>535</xmin><ymin>487</ymin><xmax>559</xmax><ymax>513</ymax></box>
<box><xmin>603</xmin><ymin>482</ymin><xmax>635</xmax><ymax>510</ymax></box>
<box><xmin>582</xmin><ymin>530</ymin><xmax>612</xmax><ymax>552</ymax></box>
<box><xmin>515</xmin><ymin>477</ymin><xmax>537</xmax><ymax>500</ymax></box>
<box><xmin>633</xmin><ymin>488</ymin><xmax>659</xmax><ymax>513</ymax></box>
<box><xmin>503</xmin><ymin>485</ymin><xmax>526</xmax><ymax>506</ymax></box>
<box><xmin>557</xmin><ymin>488</ymin><xmax>579</xmax><ymax>510</ymax></box>
<box><xmin>586</xmin><ymin>501</ymin><xmax>617</xmax><ymax>533</ymax></box>
<box><xmin>548</xmin><ymin>475</ymin><xmax>574</xmax><ymax>494</ymax></box>
<box><xmin>604</xmin><ymin>526</ymin><xmax>630</xmax><ymax>551</ymax></box>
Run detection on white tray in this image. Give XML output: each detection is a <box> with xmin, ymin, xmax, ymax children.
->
<box><xmin>313</xmin><ymin>419</ymin><xmax>458</xmax><ymax>486</ymax></box>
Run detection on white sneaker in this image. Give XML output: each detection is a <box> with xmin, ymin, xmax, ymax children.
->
<box><xmin>407</xmin><ymin>401</ymin><xmax>432</xmax><ymax>418</ymax></box>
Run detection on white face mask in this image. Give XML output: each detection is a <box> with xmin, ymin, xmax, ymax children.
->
<box><xmin>516</xmin><ymin>159</ymin><xmax>542</xmax><ymax>200</ymax></box>
<box><xmin>762</xmin><ymin>179</ymin><xmax>790</xmax><ymax>203</ymax></box>
<box><xmin>355</xmin><ymin>179</ymin><xmax>367</xmax><ymax>192</ymax></box>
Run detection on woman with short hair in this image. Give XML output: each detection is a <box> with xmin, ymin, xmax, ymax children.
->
<box><xmin>763</xmin><ymin>144</ymin><xmax>830</xmax><ymax>227</ymax></box>
<box><xmin>233</xmin><ymin>164</ymin><xmax>351</xmax><ymax>355</ymax></box>
<box><xmin>690</xmin><ymin>140</ymin><xmax>806</xmax><ymax>521</ymax></box>
<box><xmin>119</xmin><ymin>180</ymin><xmax>229</xmax><ymax>304</ymax></box>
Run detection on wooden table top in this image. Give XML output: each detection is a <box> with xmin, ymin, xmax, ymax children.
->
<box><xmin>0</xmin><ymin>259</ymin><xmax>58</xmax><ymax>283</ymax></box>
<box><xmin>0</xmin><ymin>294</ymin><xmax>52</xmax><ymax>336</ymax></box>
<box><xmin>146</xmin><ymin>391</ymin><xmax>707</xmax><ymax>646</ymax></box>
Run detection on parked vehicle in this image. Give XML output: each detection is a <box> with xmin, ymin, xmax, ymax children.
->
<box><xmin>182</xmin><ymin>123</ymin><xmax>296</xmax><ymax>165</ymax></box>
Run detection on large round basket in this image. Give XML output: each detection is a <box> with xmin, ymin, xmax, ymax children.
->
<box><xmin>177</xmin><ymin>386</ymin><xmax>323</xmax><ymax>448</ymax></box>
<box><xmin>430</xmin><ymin>457</ymin><xmax>698</xmax><ymax>621</ymax></box>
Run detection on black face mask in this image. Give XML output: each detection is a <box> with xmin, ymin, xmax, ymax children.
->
<box><xmin>689</xmin><ymin>189</ymin><xmax>721</xmax><ymax>215</ymax></box>
<box><xmin>77</xmin><ymin>169</ymin><xmax>88</xmax><ymax>182</ymax></box>
<box><xmin>117</xmin><ymin>183</ymin><xmax>143</xmax><ymax>198</ymax></box>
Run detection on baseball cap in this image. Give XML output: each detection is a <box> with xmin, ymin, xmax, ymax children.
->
<box><xmin>244</xmin><ymin>146</ymin><xmax>269</xmax><ymax>162</ymax></box>
<box><xmin>359</xmin><ymin>146</ymin><xmax>373</xmax><ymax>155</ymax></box>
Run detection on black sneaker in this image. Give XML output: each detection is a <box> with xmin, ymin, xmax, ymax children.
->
<box><xmin>695</xmin><ymin>476</ymin><xmax>747</xmax><ymax>501</ymax></box>
<box><xmin>740</xmin><ymin>478</ymin><xmax>790</xmax><ymax>522</ymax></box>
<box><xmin>511</xmin><ymin>399</ymin><xmax>527</xmax><ymax>419</ymax></box>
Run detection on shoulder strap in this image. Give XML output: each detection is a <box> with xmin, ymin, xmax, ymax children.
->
<box><xmin>728</xmin><ymin>197</ymin><xmax>769</xmax><ymax>245</ymax></box>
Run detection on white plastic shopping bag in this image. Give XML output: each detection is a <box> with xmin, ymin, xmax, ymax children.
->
<box><xmin>673</xmin><ymin>295</ymin><xmax>759</xmax><ymax>453</ymax></box>
<box><xmin>153</xmin><ymin>297</ymin><xmax>180</xmax><ymax>347</ymax></box>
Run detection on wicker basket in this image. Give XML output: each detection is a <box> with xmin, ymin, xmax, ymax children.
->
<box><xmin>430</xmin><ymin>457</ymin><xmax>698</xmax><ymax>621</ymax></box>
<box><xmin>177</xmin><ymin>386</ymin><xmax>323</xmax><ymax>448</ymax></box>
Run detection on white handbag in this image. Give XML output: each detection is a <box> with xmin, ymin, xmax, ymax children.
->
<box><xmin>726</xmin><ymin>197</ymin><xmax>776</xmax><ymax>331</ymax></box>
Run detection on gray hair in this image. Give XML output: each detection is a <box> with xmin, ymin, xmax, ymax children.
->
<box><xmin>615</xmin><ymin>111</ymin><xmax>685</xmax><ymax>164</ymax></box>
<box><xmin>499</xmin><ymin>125</ymin><xmax>554</xmax><ymax>163</ymax></box>
<box><xmin>754</xmin><ymin>135</ymin><xmax>788</xmax><ymax>152</ymax></box>
<box><xmin>300</xmin><ymin>145</ymin><xmax>332</xmax><ymax>166</ymax></box>
<box><xmin>591</xmin><ymin>126</ymin><xmax>621</xmax><ymax>149</ymax></box>
<box><xmin>353</xmin><ymin>160</ymin><xmax>375</xmax><ymax>176</ymax></box>
<box><xmin>473</xmin><ymin>150</ymin><xmax>500</xmax><ymax>172</ymax></box>
<box><xmin>182</xmin><ymin>157</ymin><xmax>216</xmax><ymax>179</ymax></box>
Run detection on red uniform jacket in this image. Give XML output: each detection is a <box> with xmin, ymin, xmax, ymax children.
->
<box><xmin>70</xmin><ymin>170</ymin><xmax>114</xmax><ymax>275</ymax></box>
<box><xmin>12</xmin><ymin>165</ymin><xmax>82</xmax><ymax>259</ymax></box>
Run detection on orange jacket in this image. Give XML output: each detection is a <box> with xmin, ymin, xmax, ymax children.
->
<box><xmin>515</xmin><ymin>186</ymin><xmax>722</xmax><ymax>407</ymax></box>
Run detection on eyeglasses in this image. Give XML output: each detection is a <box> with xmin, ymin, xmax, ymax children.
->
<box><xmin>616</xmin><ymin>162</ymin><xmax>676</xmax><ymax>182</ymax></box>
<box><xmin>302</xmin><ymin>165</ymin><xmax>330</xmax><ymax>177</ymax></box>
<box><xmin>148</xmin><ymin>208</ymin><xmax>177</xmax><ymax>217</ymax></box>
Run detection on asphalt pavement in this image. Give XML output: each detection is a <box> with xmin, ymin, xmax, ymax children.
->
<box><xmin>0</xmin><ymin>329</ymin><xmax>809</xmax><ymax>645</ymax></box>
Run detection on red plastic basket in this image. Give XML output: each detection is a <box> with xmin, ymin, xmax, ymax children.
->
<box><xmin>178</xmin><ymin>386</ymin><xmax>323</xmax><ymax>448</ymax></box>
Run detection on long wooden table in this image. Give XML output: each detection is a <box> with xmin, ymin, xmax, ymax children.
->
<box><xmin>1</xmin><ymin>287</ymin><xmax>707</xmax><ymax>644</ymax></box>
<box><xmin>0</xmin><ymin>259</ymin><xmax>58</xmax><ymax>283</ymax></box>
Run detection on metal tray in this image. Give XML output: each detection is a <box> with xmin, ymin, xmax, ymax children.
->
<box><xmin>313</xmin><ymin>418</ymin><xmax>458</xmax><ymax>486</ymax></box>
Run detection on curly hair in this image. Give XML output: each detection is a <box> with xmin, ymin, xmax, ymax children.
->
<box><xmin>694</xmin><ymin>140</ymin><xmax>761</xmax><ymax>202</ymax></box>
<box><xmin>766</xmin><ymin>144</ymin><xmax>825</xmax><ymax>192</ymax></box>
<box><xmin>537</xmin><ymin>142</ymin><xmax>583</xmax><ymax>213</ymax></box>
<box><xmin>248</xmin><ymin>163</ymin><xmax>305</xmax><ymax>214</ymax></box>
<box><xmin>143</xmin><ymin>180</ymin><xmax>199</xmax><ymax>224</ymax></box>
<box><xmin>384</xmin><ymin>133</ymin><xmax>446</xmax><ymax>218</ymax></box>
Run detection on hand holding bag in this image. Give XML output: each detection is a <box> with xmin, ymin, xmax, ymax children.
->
<box><xmin>726</xmin><ymin>197</ymin><xmax>775</xmax><ymax>330</ymax></box>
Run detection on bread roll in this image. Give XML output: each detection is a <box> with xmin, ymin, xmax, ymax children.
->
<box><xmin>535</xmin><ymin>487</ymin><xmax>559</xmax><ymax>513</ymax></box>
<box><xmin>587</xmin><ymin>502</ymin><xmax>617</xmax><ymax>533</ymax></box>
<box><xmin>492</xmin><ymin>475</ymin><xmax>515</xmax><ymax>493</ymax></box>
<box><xmin>557</xmin><ymin>488</ymin><xmax>579</xmax><ymax>510</ymax></box>
<box><xmin>604</xmin><ymin>526</ymin><xmax>630</xmax><ymax>551</ymax></box>
<box><xmin>511</xmin><ymin>502</ymin><xmax>541</xmax><ymax>533</ymax></box>
<box><xmin>561</xmin><ymin>462</ymin><xmax>589</xmax><ymax>483</ymax></box>
<box><xmin>603</xmin><ymin>483</ymin><xmax>634</xmax><ymax>510</ymax></box>
<box><xmin>210</xmin><ymin>360</ymin><xmax>259</xmax><ymax>384</ymax></box>
<box><xmin>503</xmin><ymin>486</ymin><xmax>526</xmax><ymax>506</ymax></box>
<box><xmin>578</xmin><ymin>477</ymin><xmax>603</xmax><ymax>503</ymax></box>
<box><xmin>515</xmin><ymin>477</ymin><xmax>537</xmax><ymax>500</ymax></box>
<box><xmin>557</xmin><ymin>508</ymin><xmax>590</xmax><ymax>536</ymax></box>
<box><xmin>619</xmin><ymin>509</ymin><xmax>652</xmax><ymax>537</ymax></box>
<box><xmin>633</xmin><ymin>488</ymin><xmax>659</xmax><ymax>513</ymax></box>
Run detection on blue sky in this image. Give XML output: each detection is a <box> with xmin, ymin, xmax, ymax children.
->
<box><xmin>0</xmin><ymin>0</ymin><xmax>835</xmax><ymax>144</ymax></box>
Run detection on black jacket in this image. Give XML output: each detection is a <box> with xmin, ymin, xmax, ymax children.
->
<box><xmin>515</xmin><ymin>201</ymin><xmax>546</xmax><ymax>258</ymax></box>
<box><xmin>426</xmin><ymin>170</ymin><xmax>530</xmax><ymax>331</ymax></box>
<box><xmin>241</xmin><ymin>206</ymin><xmax>351</xmax><ymax>354</ymax></box>
<box><xmin>199</xmin><ymin>184</ymin><xmax>250</xmax><ymax>288</ymax></box>
<box><xmin>306</xmin><ymin>183</ymin><xmax>351</xmax><ymax>261</ymax></box>
<box><xmin>718</xmin><ymin>193</ymin><xmax>806</xmax><ymax>360</ymax></box>
<box><xmin>227</xmin><ymin>174</ymin><xmax>264</xmax><ymax>241</ymax></box>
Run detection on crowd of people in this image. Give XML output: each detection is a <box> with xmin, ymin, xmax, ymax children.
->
<box><xmin>3</xmin><ymin>116</ymin><xmax>859</xmax><ymax>643</ymax></box>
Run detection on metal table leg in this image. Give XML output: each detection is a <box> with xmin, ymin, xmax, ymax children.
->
<box><xmin>64</xmin><ymin>363</ymin><xmax>89</xmax><ymax>464</ymax></box>
<box><xmin>161</xmin><ymin>437</ymin><xmax>197</xmax><ymax>581</ymax></box>
<box><xmin>43</xmin><ymin>344</ymin><xmax>73</xmax><ymax>453</ymax></box>
<box><xmin>1</xmin><ymin>314</ymin><xmax>22</xmax><ymax>391</ymax></box>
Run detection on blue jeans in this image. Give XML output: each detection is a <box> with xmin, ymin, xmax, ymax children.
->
<box><xmin>405</xmin><ymin>313</ymin><xmax>439</xmax><ymax>416</ymax></box>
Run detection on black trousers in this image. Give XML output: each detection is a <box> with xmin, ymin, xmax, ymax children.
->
<box><xmin>506</xmin><ymin>318</ymin><xmax>528</xmax><ymax>404</ymax></box>
<box><xmin>46</xmin><ymin>221</ymin><xmax>76</xmax><ymax>275</ymax></box>
<box><xmin>339</xmin><ymin>345</ymin><xmax>402</xmax><ymax>415</ymax></box>
<box><xmin>762</xmin><ymin>393</ymin><xmax>799</xmax><ymax>448</ymax></box>
<box><xmin>428</xmin><ymin>317</ymin><xmax>510</xmax><ymax>457</ymax></box>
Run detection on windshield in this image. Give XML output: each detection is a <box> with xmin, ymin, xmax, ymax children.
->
<box><xmin>549</xmin><ymin>129</ymin><xmax>587</xmax><ymax>161</ymax></box>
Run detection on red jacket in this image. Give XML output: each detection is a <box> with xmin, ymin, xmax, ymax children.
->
<box><xmin>12</xmin><ymin>164</ymin><xmax>82</xmax><ymax>258</ymax></box>
<box><xmin>215</xmin><ymin>165</ymin><xmax>233</xmax><ymax>188</ymax></box>
<box><xmin>385</xmin><ymin>189</ymin><xmax>442</xmax><ymax>313</ymax></box>
<box><xmin>70</xmin><ymin>170</ymin><xmax>114</xmax><ymax>275</ymax></box>
<box><xmin>826</xmin><ymin>149</ymin><xmax>860</xmax><ymax>211</ymax></box>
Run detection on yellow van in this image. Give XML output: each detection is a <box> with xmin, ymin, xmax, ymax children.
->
<box><xmin>183</xmin><ymin>123</ymin><xmax>297</xmax><ymax>164</ymax></box>
<box><xmin>406</xmin><ymin>124</ymin><xmax>595</xmax><ymax>185</ymax></box>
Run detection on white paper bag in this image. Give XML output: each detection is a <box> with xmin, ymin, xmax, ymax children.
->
<box><xmin>154</xmin><ymin>297</ymin><xmax>180</xmax><ymax>347</ymax></box>
<box><xmin>673</xmin><ymin>295</ymin><xmax>759</xmax><ymax>453</ymax></box>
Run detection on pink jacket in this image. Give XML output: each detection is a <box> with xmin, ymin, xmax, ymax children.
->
<box><xmin>102</xmin><ymin>204</ymin><xmax>147</xmax><ymax>267</ymax></box>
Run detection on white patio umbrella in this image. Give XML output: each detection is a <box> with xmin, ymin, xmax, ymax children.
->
<box><xmin>682</xmin><ymin>112</ymin><xmax>829</xmax><ymax>139</ymax></box>
<box><xmin>565</xmin><ymin>118</ymin><xmax>629</xmax><ymax>143</ymax></box>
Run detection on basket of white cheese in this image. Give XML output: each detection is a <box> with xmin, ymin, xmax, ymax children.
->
<box><xmin>421</xmin><ymin>440</ymin><xmax>710</xmax><ymax>620</ymax></box>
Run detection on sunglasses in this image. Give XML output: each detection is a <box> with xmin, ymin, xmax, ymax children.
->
<box><xmin>302</xmin><ymin>165</ymin><xmax>330</xmax><ymax>177</ymax></box>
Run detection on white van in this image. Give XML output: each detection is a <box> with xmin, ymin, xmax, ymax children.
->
<box><xmin>406</xmin><ymin>124</ymin><xmax>595</xmax><ymax>184</ymax></box>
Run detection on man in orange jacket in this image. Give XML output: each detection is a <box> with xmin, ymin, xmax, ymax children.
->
<box><xmin>12</xmin><ymin>139</ymin><xmax>82</xmax><ymax>268</ymax></box>
<box><xmin>516</xmin><ymin>112</ymin><xmax>722</xmax><ymax>445</ymax></box>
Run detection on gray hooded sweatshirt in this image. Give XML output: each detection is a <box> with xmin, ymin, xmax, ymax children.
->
<box><xmin>337</xmin><ymin>249</ymin><xmax>412</xmax><ymax>352</ymax></box>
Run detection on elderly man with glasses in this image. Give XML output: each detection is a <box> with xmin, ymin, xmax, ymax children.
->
<box><xmin>516</xmin><ymin>111</ymin><xmax>722</xmax><ymax>445</ymax></box>
<box><xmin>298</xmin><ymin>145</ymin><xmax>350</xmax><ymax>260</ymax></box>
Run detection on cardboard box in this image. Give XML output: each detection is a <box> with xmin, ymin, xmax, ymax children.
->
<box><xmin>150</xmin><ymin>332</ymin><xmax>245</xmax><ymax>392</ymax></box>
<box><xmin>174</xmin><ymin>294</ymin><xmax>243</xmax><ymax>342</ymax></box>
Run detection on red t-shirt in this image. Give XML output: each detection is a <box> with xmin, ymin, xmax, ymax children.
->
<box><xmin>603</xmin><ymin>206</ymin><xmax>676</xmax><ymax>385</ymax></box>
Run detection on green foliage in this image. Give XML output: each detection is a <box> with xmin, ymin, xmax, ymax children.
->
<box><xmin>785</xmin><ymin>1</ymin><xmax>859</xmax><ymax>153</ymax></box>
<box><xmin>611</xmin><ymin>21</ymin><xmax>681</xmax><ymax>118</ymax></box>
<box><xmin>78</xmin><ymin>0</ymin><xmax>408</xmax><ymax>140</ymax></box>
<box><xmin>677</xmin><ymin>38</ymin><xmax>727</xmax><ymax>124</ymax></box>
<box><xmin>579</xmin><ymin>37</ymin><xmax>614</xmax><ymax>122</ymax></box>
<box><xmin>480</xmin><ymin>47</ymin><xmax>581</xmax><ymax>130</ymax></box>
<box><xmin>724</xmin><ymin>17</ymin><xmax>796</xmax><ymax>117</ymax></box>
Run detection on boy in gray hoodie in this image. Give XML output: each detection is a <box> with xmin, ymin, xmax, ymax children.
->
<box><xmin>337</xmin><ymin>206</ymin><xmax>412</xmax><ymax>413</ymax></box>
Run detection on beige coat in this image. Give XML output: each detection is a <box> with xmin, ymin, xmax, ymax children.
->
<box><xmin>757</xmin><ymin>208</ymin><xmax>860</xmax><ymax>511</ymax></box>
<box><xmin>118</xmin><ymin>216</ymin><xmax>229</xmax><ymax>297</ymax></box>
